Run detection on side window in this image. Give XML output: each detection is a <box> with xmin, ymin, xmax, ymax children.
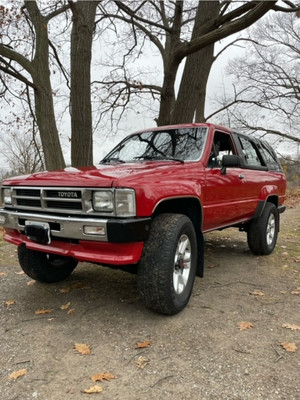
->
<box><xmin>208</xmin><ymin>131</ymin><xmax>236</xmax><ymax>167</ymax></box>
<box><xmin>238</xmin><ymin>137</ymin><xmax>263</xmax><ymax>167</ymax></box>
<box><xmin>257</xmin><ymin>142</ymin><xmax>282</xmax><ymax>172</ymax></box>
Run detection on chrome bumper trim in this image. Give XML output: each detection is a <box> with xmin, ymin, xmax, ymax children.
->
<box><xmin>0</xmin><ymin>209</ymin><xmax>108</xmax><ymax>242</ymax></box>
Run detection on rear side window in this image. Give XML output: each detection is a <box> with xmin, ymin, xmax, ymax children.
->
<box><xmin>257</xmin><ymin>141</ymin><xmax>282</xmax><ymax>172</ymax></box>
<box><xmin>238</xmin><ymin>137</ymin><xmax>263</xmax><ymax>167</ymax></box>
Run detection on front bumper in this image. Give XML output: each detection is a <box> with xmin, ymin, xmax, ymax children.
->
<box><xmin>4</xmin><ymin>229</ymin><xmax>144</xmax><ymax>265</ymax></box>
<box><xmin>0</xmin><ymin>209</ymin><xmax>151</xmax><ymax>243</ymax></box>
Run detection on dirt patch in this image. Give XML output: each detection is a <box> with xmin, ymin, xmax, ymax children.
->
<box><xmin>0</xmin><ymin>206</ymin><xmax>299</xmax><ymax>400</ymax></box>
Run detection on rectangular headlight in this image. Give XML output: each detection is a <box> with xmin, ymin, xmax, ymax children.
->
<box><xmin>3</xmin><ymin>188</ymin><xmax>12</xmax><ymax>205</ymax></box>
<box><xmin>93</xmin><ymin>191</ymin><xmax>114</xmax><ymax>213</ymax></box>
<box><xmin>115</xmin><ymin>189</ymin><xmax>136</xmax><ymax>217</ymax></box>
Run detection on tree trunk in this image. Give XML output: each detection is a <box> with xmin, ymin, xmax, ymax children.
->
<box><xmin>70</xmin><ymin>1</ymin><xmax>98</xmax><ymax>167</ymax></box>
<box><xmin>156</xmin><ymin>1</ymin><xmax>183</xmax><ymax>126</ymax></box>
<box><xmin>171</xmin><ymin>1</ymin><xmax>219</xmax><ymax>124</ymax></box>
<box><xmin>26</xmin><ymin>1</ymin><xmax>66</xmax><ymax>170</ymax></box>
<box><xmin>33</xmin><ymin>86</ymin><xmax>66</xmax><ymax>170</ymax></box>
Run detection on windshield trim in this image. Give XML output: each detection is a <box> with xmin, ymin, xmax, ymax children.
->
<box><xmin>101</xmin><ymin>127</ymin><xmax>208</xmax><ymax>164</ymax></box>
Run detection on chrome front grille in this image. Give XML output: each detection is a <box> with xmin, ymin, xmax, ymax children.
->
<box><xmin>11</xmin><ymin>187</ymin><xmax>88</xmax><ymax>214</ymax></box>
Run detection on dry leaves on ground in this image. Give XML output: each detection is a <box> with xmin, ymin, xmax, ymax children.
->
<box><xmin>60</xmin><ymin>301</ymin><xmax>71</xmax><ymax>310</ymax></box>
<box><xmin>135</xmin><ymin>356</ymin><xmax>150</xmax><ymax>369</ymax></box>
<box><xmin>74</xmin><ymin>343</ymin><xmax>91</xmax><ymax>355</ymax></box>
<box><xmin>60</xmin><ymin>287</ymin><xmax>71</xmax><ymax>294</ymax></box>
<box><xmin>249</xmin><ymin>290</ymin><xmax>265</xmax><ymax>296</ymax></box>
<box><xmin>282</xmin><ymin>323</ymin><xmax>300</xmax><ymax>331</ymax></box>
<box><xmin>136</xmin><ymin>340</ymin><xmax>151</xmax><ymax>349</ymax></box>
<box><xmin>5</xmin><ymin>299</ymin><xmax>15</xmax><ymax>306</ymax></box>
<box><xmin>34</xmin><ymin>308</ymin><xmax>53</xmax><ymax>315</ymax></box>
<box><xmin>83</xmin><ymin>385</ymin><xmax>103</xmax><ymax>394</ymax></box>
<box><xmin>238</xmin><ymin>321</ymin><xmax>254</xmax><ymax>331</ymax></box>
<box><xmin>91</xmin><ymin>372</ymin><xmax>116</xmax><ymax>382</ymax></box>
<box><xmin>9</xmin><ymin>369</ymin><xmax>28</xmax><ymax>380</ymax></box>
<box><xmin>280</xmin><ymin>342</ymin><xmax>298</xmax><ymax>353</ymax></box>
<box><xmin>291</xmin><ymin>288</ymin><xmax>300</xmax><ymax>295</ymax></box>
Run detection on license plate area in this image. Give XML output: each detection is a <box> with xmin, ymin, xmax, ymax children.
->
<box><xmin>25</xmin><ymin>221</ymin><xmax>51</xmax><ymax>245</ymax></box>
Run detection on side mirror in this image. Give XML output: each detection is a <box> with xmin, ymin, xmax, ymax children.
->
<box><xmin>221</xmin><ymin>155</ymin><xmax>241</xmax><ymax>175</ymax></box>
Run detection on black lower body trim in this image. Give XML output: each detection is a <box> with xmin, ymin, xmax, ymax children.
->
<box><xmin>107</xmin><ymin>217</ymin><xmax>151</xmax><ymax>243</ymax></box>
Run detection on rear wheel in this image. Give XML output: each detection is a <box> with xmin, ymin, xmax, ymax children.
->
<box><xmin>138</xmin><ymin>214</ymin><xmax>197</xmax><ymax>315</ymax></box>
<box><xmin>18</xmin><ymin>244</ymin><xmax>78</xmax><ymax>283</ymax></box>
<box><xmin>247</xmin><ymin>202</ymin><xmax>279</xmax><ymax>255</ymax></box>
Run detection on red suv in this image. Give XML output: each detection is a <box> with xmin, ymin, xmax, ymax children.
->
<box><xmin>0</xmin><ymin>123</ymin><xmax>286</xmax><ymax>314</ymax></box>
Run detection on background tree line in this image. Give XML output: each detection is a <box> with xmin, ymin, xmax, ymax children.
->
<box><xmin>0</xmin><ymin>0</ymin><xmax>299</xmax><ymax>173</ymax></box>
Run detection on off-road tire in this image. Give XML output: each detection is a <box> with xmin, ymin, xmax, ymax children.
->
<box><xmin>18</xmin><ymin>244</ymin><xmax>78</xmax><ymax>283</ymax></box>
<box><xmin>138</xmin><ymin>213</ymin><xmax>197</xmax><ymax>315</ymax></box>
<box><xmin>247</xmin><ymin>202</ymin><xmax>279</xmax><ymax>255</ymax></box>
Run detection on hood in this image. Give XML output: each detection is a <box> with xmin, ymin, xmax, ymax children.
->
<box><xmin>1</xmin><ymin>162</ymin><xmax>187</xmax><ymax>188</ymax></box>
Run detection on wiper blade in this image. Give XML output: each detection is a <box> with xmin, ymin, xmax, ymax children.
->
<box><xmin>100</xmin><ymin>157</ymin><xmax>126</xmax><ymax>164</ymax></box>
<box><xmin>135</xmin><ymin>155</ymin><xmax>184</xmax><ymax>163</ymax></box>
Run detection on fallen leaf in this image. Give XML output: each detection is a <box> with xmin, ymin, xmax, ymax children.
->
<box><xmin>135</xmin><ymin>356</ymin><xmax>150</xmax><ymax>369</ymax></box>
<box><xmin>0</xmin><ymin>272</ymin><xmax>7</xmax><ymax>276</ymax></box>
<box><xmin>5</xmin><ymin>299</ymin><xmax>15</xmax><ymax>306</ymax></box>
<box><xmin>60</xmin><ymin>288</ymin><xmax>70</xmax><ymax>294</ymax></box>
<box><xmin>207</xmin><ymin>264</ymin><xmax>216</xmax><ymax>268</ymax></box>
<box><xmin>27</xmin><ymin>280</ymin><xmax>36</xmax><ymax>286</ymax></box>
<box><xmin>83</xmin><ymin>385</ymin><xmax>103</xmax><ymax>394</ymax></box>
<box><xmin>291</xmin><ymin>290</ymin><xmax>300</xmax><ymax>295</ymax></box>
<box><xmin>61</xmin><ymin>301</ymin><xmax>71</xmax><ymax>310</ymax></box>
<box><xmin>238</xmin><ymin>321</ymin><xmax>254</xmax><ymax>331</ymax></box>
<box><xmin>136</xmin><ymin>340</ymin><xmax>151</xmax><ymax>349</ymax></box>
<box><xmin>74</xmin><ymin>343</ymin><xmax>91</xmax><ymax>355</ymax></box>
<box><xmin>71</xmin><ymin>282</ymin><xmax>86</xmax><ymax>289</ymax></box>
<box><xmin>280</xmin><ymin>342</ymin><xmax>298</xmax><ymax>353</ymax></box>
<box><xmin>9</xmin><ymin>369</ymin><xmax>28</xmax><ymax>380</ymax></box>
<box><xmin>15</xmin><ymin>271</ymin><xmax>24</xmax><ymax>275</ymax></box>
<box><xmin>250</xmin><ymin>290</ymin><xmax>265</xmax><ymax>296</ymax></box>
<box><xmin>91</xmin><ymin>372</ymin><xmax>116</xmax><ymax>382</ymax></box>
<box><xmin>294</xmin><ymin>257</ymin><xmax>300</xmax><ymax>263</ymax></box>
<box><xmin>282</xmin><ymin>252</ymin><xmax>289</xmax><ymax>256</ymax></box>
<box><xmin>34</xmin><ymin>309</ymin><xmax>53</xmax><ymax>315</ymax></box>
<box><xmin>282</xmin><ymin>323</ymin><xmax>300</xmax><ymax>331</ymax></box>
<box><xmin>67</xmin><ymin>308</ymin><xmax>75</xmax><ymax>315</ymax></box>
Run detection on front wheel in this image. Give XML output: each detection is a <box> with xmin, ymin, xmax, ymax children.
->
<box><xmin>18</xmin><ymin>244</ymin><xmax>78</xmax><ymax>283</ymax></box>
<box><xmin>247</xmin><ymin>202</ymin><xmax>279</xmax><ymax>255</ymax></box>
<box><xmin>138</xmin><ymin>214</ymin><xmax>197</xmax><ymax>315</ymax></box>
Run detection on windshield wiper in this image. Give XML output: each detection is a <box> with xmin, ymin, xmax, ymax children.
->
<box><xmin>100</xmin><ymin>157</ymin><xmax>126</xmax><ymax>164</ymax></box>
<box><xmin>135</xmin><ymin>155</ymin><xmax>184</xmax><ymax>163</ymax></box>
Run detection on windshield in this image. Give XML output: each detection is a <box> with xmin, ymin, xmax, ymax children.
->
<box><xmin>101</xmin><ymin>127</ymin><xmax>207</xmax><ymax>164</ymax></box>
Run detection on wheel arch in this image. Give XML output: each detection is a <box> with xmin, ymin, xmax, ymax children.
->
<box><xmin>252</xmin><ymin>195</ymin><xmax>279</xmax><ymax>219</ymax></box>
<box><xmin>153</xmin><ymin>196</ymin><xmax>202</xmax><ymax>230</ymax></box>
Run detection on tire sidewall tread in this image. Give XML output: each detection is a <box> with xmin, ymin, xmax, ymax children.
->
<box><xmin>18</xmin><ymin>244</ymin><xmax>78</xmax><ymax>283</ymax></box>
<box><xmin>138</xmin><ymin>213</ymin><xmax>197</xmax><ymax>315</ymax></box>
<box><xmin>247</xmin><ymin>202</ymin><xmax>279</xmax><ymax>255</ymax></box>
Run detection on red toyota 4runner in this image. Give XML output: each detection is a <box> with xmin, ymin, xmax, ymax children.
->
<box><xmin>0</xmin><ymin>123</ymin><xmax>286</xmax><ymax>314</ymax></box>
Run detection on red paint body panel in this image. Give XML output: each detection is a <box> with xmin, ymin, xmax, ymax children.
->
<box><xmin>1</xmin><ymin>123</ymin><xmax>286</xmax><ymax>266</ymax></box>
<box><xmin>4</xmin><ymin>229</ymin><xmax>144</xmax><ymax>265</ymax></box>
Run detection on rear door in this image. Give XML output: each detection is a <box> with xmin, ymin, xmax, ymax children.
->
<box><xmin>233</xmin><ymin>134</ymin><xmax>285</xmax><ymax>209</ymax></box>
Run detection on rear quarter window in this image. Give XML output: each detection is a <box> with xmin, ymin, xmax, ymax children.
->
<box><xmin>257</xmin><ymin>141</ymin><xmax>283</xmax><ymax>172</ymax></box>
<box><xmin>238</xmin><ymin>136</ymin><xmax>263</xmax><ymax>167</ymax></box>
